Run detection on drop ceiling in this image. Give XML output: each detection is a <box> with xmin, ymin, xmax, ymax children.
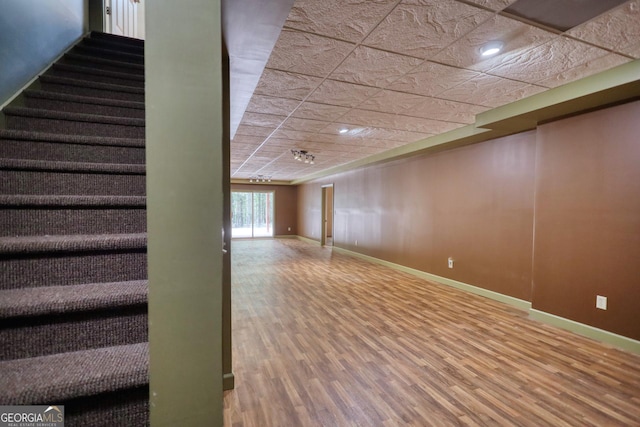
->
<box><xmin>230</xmin><ymin>0</ymin><xmax>640</xmax><ymax>182</ymax></box>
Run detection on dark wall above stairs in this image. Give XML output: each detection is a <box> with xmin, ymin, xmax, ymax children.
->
<box><xmin>0</xmin><ymin>32</ymin><xmax>149</xmax><ymax>427</ymax></box>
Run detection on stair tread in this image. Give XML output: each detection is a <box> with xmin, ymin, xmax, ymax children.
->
<box><xmin>0</xmin><ymin>129</ymin><xmax>145</xmax><ymax>147</ymax></box>
<box><xmin>52</xmin><ymin>62</ymin><xmax>145</xmax><ymax>82</ymax></box>
<box><xmin>74</xmin><ymin>44</ymin><xmax>144</xmax><ymax>62</ymax></box>
<box><xmin>4</xmin><ymin>106</ymin><xmax>145</xmax><ymax>127</ymax></box>
<box><xmin>40</xmin><ymin>74</ymin><xmax>145</xmax><ymax>94</ymax></box>
<box><xmin>64</xmin><ymin>52</ymin><xmax>144</xmax><ymax>71</ymax></box>
<box><xmin>0</xmin><ymin>233</ymin><xmax>147</xmax><ymax>255</ymax></box>
<box><xmin>90</xmin><ymin>31</ymin><xmax>145</xmax><ymax>47</ymax></box>
<box><xmin>0</xmin><ymin>342</ymin><xmax>148</xmax><ymax>404</ymax></box>
<box><xmin>0</xmin><ymin>30</ymin><xmax>149</xmax><ymax>414</ymax></box>
<box><xmin>25</xmin><ymin>89</ymin><xmax>145</xmax><ymax>110</ymax></box>
<box><xmin>82</xmin><ymin>38</ymin><xmax>145</xmax><ymax>56</ymax></box>
<box><xmin>0</xmin><ymin>194</ymin><xmax>146</xmax><ymax>207</ymax></box>
<box><xmin>0</xmin><ymin>158</ymin><xmax>146</xmax><ymax>174</ymax></box>
<box><xmin>0</xmin><ymin>280</ymin><xmax>147</xmax><ymax>318</ymax></box>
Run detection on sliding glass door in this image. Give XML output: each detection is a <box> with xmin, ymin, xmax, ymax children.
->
<box><xmin>231</xmin><ymin>191</ymin><xmax>274</xmax><ymax>238</ymax></box>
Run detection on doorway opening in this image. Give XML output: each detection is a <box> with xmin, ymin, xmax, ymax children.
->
<box><xmin>105</xmin><ymin>0</ymin><xmax>146</xmax><ymax>39</ymax></box>
<box><xmin>231</xmin><ymin>191</ymin><xmax>274</xmax><ymax>238</ymax></box>
<box><xmin>321</xmin><ymin>184</ymin><xmax>334</xmax><ymax>247</ymax></box>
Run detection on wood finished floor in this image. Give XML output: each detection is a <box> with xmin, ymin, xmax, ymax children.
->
<box><xmin>224</xmin><ymin>239</ymin><xmax>640</xmax><ymax>426</ymax></box>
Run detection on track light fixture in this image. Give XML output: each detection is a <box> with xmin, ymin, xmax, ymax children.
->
<box><xmin>249</xmin><ymin>175</ymin><xmax>272</xmax><ymax>183</ymax></box>
<box><xmin>291</xmin><ymin>149</ymin><xmax>315</xmax><ymax>165</ymax></box>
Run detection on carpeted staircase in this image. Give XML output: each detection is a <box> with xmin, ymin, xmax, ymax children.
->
<box><xmin>0</xmin><ymin>32</ymin><xmax>149</xmax><ymax>426</ymax></box>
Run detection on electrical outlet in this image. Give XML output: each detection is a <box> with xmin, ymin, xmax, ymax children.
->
<box><xmin>448</xmin><ymin>257</ymin><xmax>454</xmax><ymax>269</ymax></box>
<box><xmin>596</xmin><ymin>295</ymin><xmax>607</xmax><ymax>310</ymax></box>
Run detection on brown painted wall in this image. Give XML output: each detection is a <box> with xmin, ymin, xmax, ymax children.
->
<box><xmin>232</xmin><ymin>184</ymin><xmax>297</xmax><ymax>236</ymax></box>
<box><xmin>297</xmin><ymin>101</ymin><xmax>640</xmax><ymax>340</ymax></box>
<box><xmin>299</xmin><ymin>131</ymin><xmax>537</xmax><ymax>302</ymax></box>
<box><xmin>533</xmin><ymin>101</ymin><xmax>640</xmax><ymax>340</ymax></box>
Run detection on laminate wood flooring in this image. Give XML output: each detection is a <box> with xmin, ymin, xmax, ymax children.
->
<box><xmin>224</xmin><ymin>238</ymin><xmax>640</xmax><ymax>426</ymax></box>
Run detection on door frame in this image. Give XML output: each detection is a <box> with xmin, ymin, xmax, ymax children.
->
<box><xmin>104</xmin><ymin>0</ymin><xmax>145</xmax><ymax>39</ymax></box>
<box><xmin>231</xmin><ymin>190</ymin><xmax>275</xmax><ymax>239</ymax></box>
<box><xmin>321</xmin><ymin>184</ymin><xmax>334</xmax><ymax>247</ymax></box>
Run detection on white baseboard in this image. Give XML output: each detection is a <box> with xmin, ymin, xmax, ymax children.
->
<box><xmin>529</xmin><ymin>309</ymin><xmax>640</xmax><ymax>354</ymax></box>
<box><xmin>295</xmin><ymin>235</ymin><xmax>321</xmax><ymax>246</ymax></box>
<box><xmin>331</xmin><ymin>246</ymin><xmax>531</xmax><ymax>311</ymax></box>
<box><xmin>324</xmin><ymin>244</ymin><xmax>639</xmax><ymax>354</ymax></box>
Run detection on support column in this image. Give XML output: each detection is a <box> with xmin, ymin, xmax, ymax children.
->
<box><xmin>146</xmin><ymin>1</ymin><xmax>224</xmax><ymax>425</ymax></box>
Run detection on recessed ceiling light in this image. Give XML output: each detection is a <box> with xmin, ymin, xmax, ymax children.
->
<box><xmin>480</xmin><ymin>41</ymin><xmax>503</xmax><ymax>57</ymax></box>
<box><xmin>339</xmin><ymin>128</ymin><xmax>348</xmax><ymax>134</ymax></box>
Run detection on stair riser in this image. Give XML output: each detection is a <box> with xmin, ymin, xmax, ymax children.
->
<box><xmin>40</xmin><ymin>81</ymin><xmax>144</xmax><ymax>103</ymax></box>
<box><xmin>90</xmin><ymin>32</ymin><xmax>145</xmax><ymax>48</ymax></box>
<box><xmin>1</xmin><ymin>208</ymin><xmax>146</xmax><ymax>236</ymax></box>
<box><xmin>0</xmin><ymin>307</ymin><xmax>147</xmax><ymax>360</ymax></box>
<box><xmin>64</xmin><ymin>386</ymin><xmax>148</xmax><ymax>427</ymax></box>
<box><xmin>0</xmin><ymin>251</ymin><xmax>147</xmax><ymax>290</ymax></box>
<box><xmin>61</xmin><ymin>57</ymin><xmax>144</xmax><ymax>75</ymax></box>
<box><xmin>82</xmin><ymin>39</ymin><xmax>145</xmax><ymax>56</ymax></box>
<box><xmin>0</xmin><ymin>140</ymin><xmax>145</xmax><ymax>163</ymax></box>
<box><xmin>24</xmin><ymin>97</ymin><xmax>145</xmax><ymax>119</ymax></box>
<box><xmin>71</xmin><ymin>46</ymin><xmax>144</xmax><ymax>65</ymax></box>
<box><xmin>6</xmin><ymin>116</ymin><xmax>144</xmax><ymax>138</ymax></box>
<box><xmin>0</xmin><ymin>171</ymin><xmax>145</xmax><ymax>196</ymax></box>
<box><xmin>47</xmin><ymin>68</ymin><xmax>144</xmax><ymax>88</ymax></box>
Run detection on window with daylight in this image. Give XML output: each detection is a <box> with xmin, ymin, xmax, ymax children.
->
<box><xmin>231</xmin><ymin>191</ymin><xmax>274</xmax><ymax>238</ymax></box>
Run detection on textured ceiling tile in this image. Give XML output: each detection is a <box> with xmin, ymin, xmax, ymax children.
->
<box><xmin>266</xmin><ymin>29</ymin><xmax>356</xmax><ymax>77</ymax></box>
<box><xmin>359</xmin><ymin>90</ymin><xmax>486</xmax><ymax>123</ymax></box>
<box><xmin>567</xmin><ymin>0</ymin><xmax>640</xmax><ymax>53</ymax></box>
<box><xmin>627</xmin><ymin>42</ymin><xmax>640</xmax><ymax>58</ymax></box>
<box><xmin>284</xmin><ymin>0</ymin><xmax>399</xmax><ymax>43</ymax></box>
<box><xmin>367</xmin><ymin>128</ymin><xmax>432</xmax><ymax>142</ymax></box>
<box><xmin>431</xmin><ymin>14</ymin><xmax>556</xmax><ymax>72</ymax></box>
<box><xmin>307</xmin><ymin>80</ymin><xmax>381</xmax><ymax>107</ymax></box>
<box><xmin>329</xmin><ymin>46</ymin><xmax>423</xmax><ymax>88</ymax></box>
<box><xmin>255</xmin><ymin>145</ymin><xmax>289</xmax><ymax>154</ymax></box>
<box><xmin>239</xmin><ymin>112</ymin><xmax>287</xmax><ymax>128</ymax></box>
<box><xmin>254</xmin><ymin>69</ymin><xmax>322</xmax><ymax>100</ymax></box>
<box><xmin>359</xmin><ymin>90</ymin><xmax>427</xmax><ymax>115</ymax></box>
<box><xmin>271</xmin><ymin>129</ymin><xmax>339</xmax><ymax>144</ymax></box>
<box><xmin>235</xmin><ymin>125</ymin><xmax>276</xmax><ymax>137</ymax></box>
<box><xmin>537</xmin><ymin>53</ymin><xmax>632</xmax><ymax>88</ymax></box>
<box><xmin>458</xmin><ymin>0</ymin><xmax>517</xmax><ymax>11</ymax></box>
<box><xmin>230</xmin><ymin>143</ymin><xmax>258</xmax><ymax>152</ymax></box>
<box><xmin>321</xmin><ymin>123</ymin><xmax>430</xmax><ymax>144</ymax></box>
<box><xmin>291</xmin><ymin>102</ymin><xmax>351</xmax><ymax>121</ymax></box>
<box><xmin>321</xmin><ymin>124</ymin><xmax>432</xmax><ymax>142</ymax></box>
<box><xmin>409</xmin><ymin>97</ymin><xmax>488</xmax><ymax>123</ymax></box>
<box><xmin>364</xmin><ymin>1</ymin><xmax>494</xmax><ymax>59</ymax></box>
<box><xmin>340</xmin><ymin>109</ymin><xmax>463</xmax><ymax>134</ymax></box>
<box><xmin>270</xmin><ymin>130</ymin><xmax>314</xmax><ymax>141</ymax></box>
<box><xmin>245</xmin><ymin>95</ymin><xmax>300</xmax><ymax>117</ymax></box>
<box><xmin>486</xmin><ymin>37</ymin><xmax>611</xmax><ymax>84</ymax></box>
<box><xmin>231</xmin><ymin>135</ymin><xmax>265</xmax><ymax>145</ymax></box>
<box><xmin>281</xmin><ymin>117</ymin><xmax>332</xmax><ymax>132</ymax></box>
<box><xmin>388</xmin><ymin>61</ymin><xmax>480</xmax><ymax>97</ymax></box>
<box><xmin>438</xmin><ymin>74</ymin><xmax>545</xmax><ymax>107</ymax></box>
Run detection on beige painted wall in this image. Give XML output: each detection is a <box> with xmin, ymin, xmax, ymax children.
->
<box><xmin>146</xmin><ymin>0</ymin><xmax>224</xmax><ymax>425</ymax></box>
